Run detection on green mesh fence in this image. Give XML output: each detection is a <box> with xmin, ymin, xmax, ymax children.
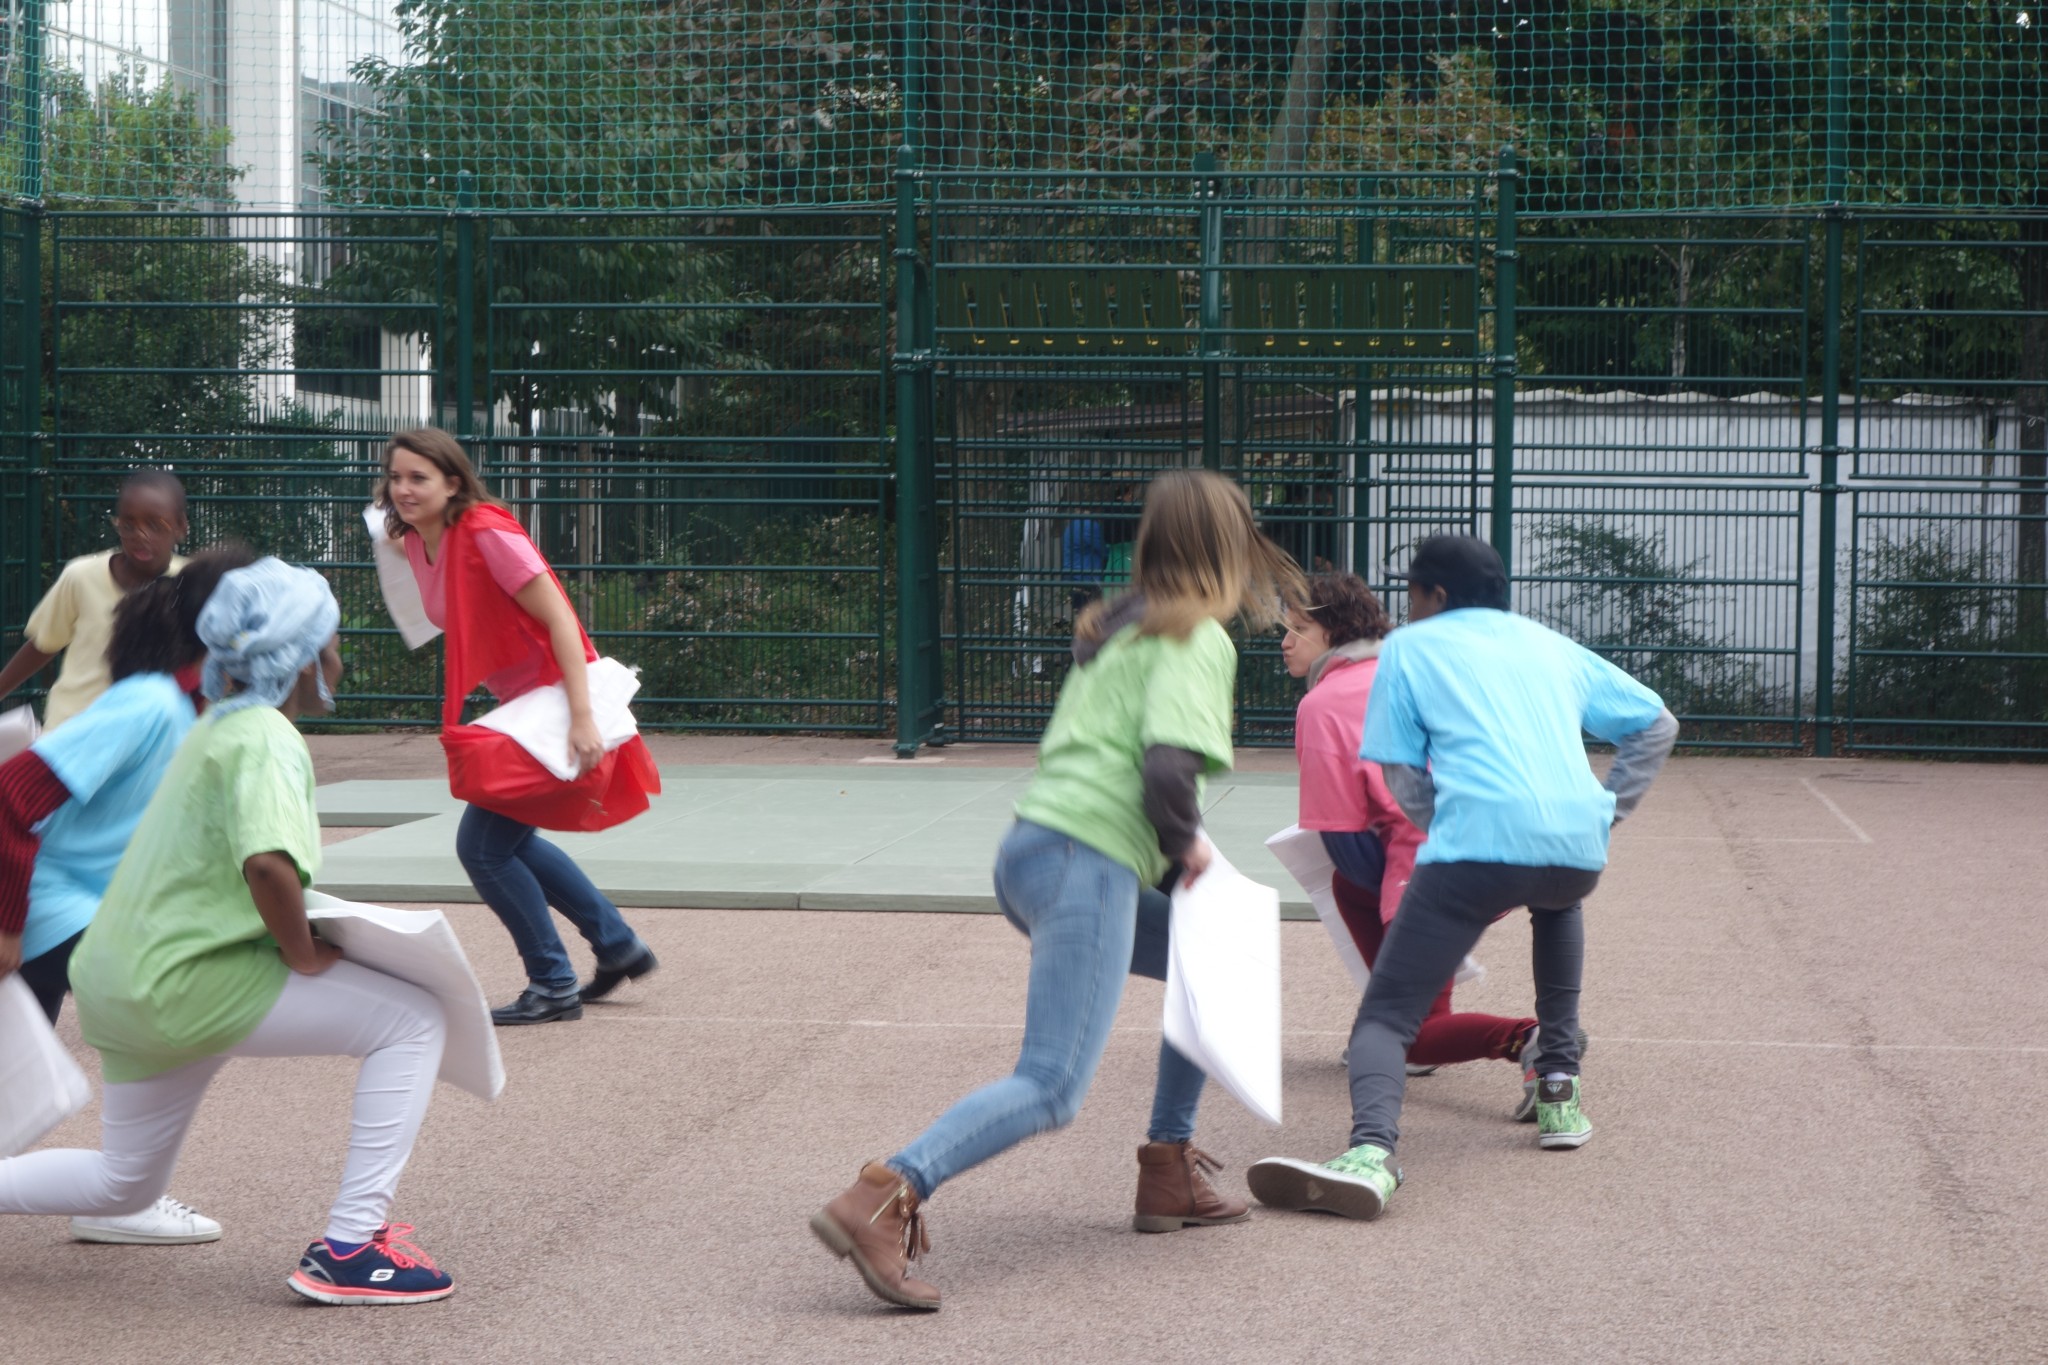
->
<box><xmin>3</xmin><ymin>2</ymin><xmax>2043</xmax><ymax>212</ymax></box>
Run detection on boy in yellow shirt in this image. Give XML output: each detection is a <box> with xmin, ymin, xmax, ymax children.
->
<box><xmin>0</xmin><ymin>470</ymin><xmax>188</xmax><ymax>729</ymax></box>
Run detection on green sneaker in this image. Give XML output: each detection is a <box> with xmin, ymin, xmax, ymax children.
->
<box><xmin>1245</xmin><ymin>1145</ymin><xmax>1402</xmax><ymax>1221</ymax></box>
<box><xmin>1535</xmin><ymin>1076</ymin><xmax>1594</xmax><ymax>1150</ymax></box>
<box><xmin>1513</xmin><ymin>1026</ymin><xmax>1590</xmax><ymax>1122</ymax></box>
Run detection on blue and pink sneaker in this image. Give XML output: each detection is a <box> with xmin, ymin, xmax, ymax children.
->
<box><xmin>288</xmin><ymin>1223</ymin><xmax>454</xmax><ymax>1306</ymax></box>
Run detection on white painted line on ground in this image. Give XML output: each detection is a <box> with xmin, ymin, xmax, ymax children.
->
<box><xmin>597</xmin><ymin>1015</ymin><xmax>2048</xmax><ymax>1055</ymax></box>
<box><xmin>1799</xmin><ymin>776</ymin><xmax>1875</xmax><ymax>844</ymax></box>
<box><xmin>1631</xmin><ymin>835</ymin><xmax>1859</xmax><ymax>845</ymax></box>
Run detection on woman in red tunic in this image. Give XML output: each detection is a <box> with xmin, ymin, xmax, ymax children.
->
<box><xmin>375</xmin><ymin>428</ymin><xmax>661</xmax><ymax>1025</ymax></box>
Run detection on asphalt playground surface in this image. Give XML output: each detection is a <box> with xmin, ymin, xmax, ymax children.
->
<box><xmin>7</xmin><ymin>735</ymin><xmax>2045</xmax><ymax>1363</ymax></box>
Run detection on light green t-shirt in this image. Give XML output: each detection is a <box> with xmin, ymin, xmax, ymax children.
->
<box><xmin>1013</xmin><ymin>617</ymin><xmax>1237</xmax><ymax>883</ymax></box>
<box><xmin>71</xmin><ymin>705</ymin><xmax>320</xmax><ymax>1084</ymax></box>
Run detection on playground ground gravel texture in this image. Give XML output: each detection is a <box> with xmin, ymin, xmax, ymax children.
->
<box><xmin>5</xmin><ymin>736</ymin><xmax>2045</xmax><ymax>1364</ymax></box>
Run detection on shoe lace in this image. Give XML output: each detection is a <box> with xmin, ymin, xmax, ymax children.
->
<box><xmin>869</xmin><ymin>1184</ymin><xmax>930</xmax><ymax>1265</ymax></box>
<box><xmin>371</xmin><ymin>1223</ymin><xmax>438</xmax><ymax>1272</ymax></box>
<box><xmin>154</xmin><ymin>1196</ymin><xmax>197</xmax><ymax>1218</ymax></box>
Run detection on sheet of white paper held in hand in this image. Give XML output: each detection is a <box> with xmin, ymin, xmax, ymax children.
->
<box><xmin>0</xmin><ymin>975</ymin><xmax>92</xmax><ymax>1158</ymax></box>
<box><xmin>1164</xmin><ymin>842</ymin><xmax>1283</xmax><ymax>1126</ymax></box>
<box><xmin>0</xmin><ymin>704</ymin><xmax>39</xmax><ymax>766</ymax></box>
<box><xmin>305</xmin><ymin>892</ymin><xmax>506</xmax><ymax>1102</ymax></box>
<box><xmin>1263</xmin><ymin>823</ymin><xmax>1484</xmax><ymax>992</ymax></box>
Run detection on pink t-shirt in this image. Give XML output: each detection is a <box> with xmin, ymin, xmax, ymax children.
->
<box><xmin>1294</xmin><ymin>653</ymin><xmax>1425</xmax><ymax>923</ymax></box>
<box><xmin>405</xmin><ymin>525</ymin><xmax>550</xmax><ymax>701</ymax></box>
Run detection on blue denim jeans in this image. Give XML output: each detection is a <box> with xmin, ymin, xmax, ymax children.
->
<box><xmin>455</xmin><ymin>804</ymin><xmax>643</xmax><ymax>993</ymax></box>
<box><xmin>888</xmin><ymin>820</ymin><xmax>1208</xmax><ymax>1201</ymax></box>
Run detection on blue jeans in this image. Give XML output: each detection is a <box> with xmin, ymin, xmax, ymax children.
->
<box><xmin>888</xmin><ymin>820</ymin><xmax>1208</xmax><ymax>1201</ymax></box>
<box><xmin>455</xmin><ymin>804</ymin><xmax>643</xmax><ymax>993</ymax></box>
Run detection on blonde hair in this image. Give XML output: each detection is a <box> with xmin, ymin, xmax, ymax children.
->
<box><xmin>374</xmin><ymin>427</ymin><xmax>508</xmax><ymax>539</ymax></box>
<box><xmin>1078</xmin><ymin>469</ymin><xmax>1305</xmax><ymax>643</ymax></box>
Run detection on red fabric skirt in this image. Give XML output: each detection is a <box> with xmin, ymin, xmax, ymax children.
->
<box><xmin>441</xmin><ymin>727</ymin><xmax>661</xmax><ymax>833</ymax></box>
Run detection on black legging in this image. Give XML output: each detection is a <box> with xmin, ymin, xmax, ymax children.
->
<box><xmin>17</xmin><ymin>929</ymin><xmax>83</xmax><ymax>1024</ymax></box>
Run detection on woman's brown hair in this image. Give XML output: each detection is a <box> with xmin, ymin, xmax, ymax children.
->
<box><xmin>1303</xmin><ymin>573</ymin><xmax>1391</xmax><ymax>649</ymax></box>
<box><xmin>374</xmin><ymin>427</ymin><xmax>508</xmax><ymax>539</ymax></box>
<box><xmin>1078</xmin><ymin>468</ymin><xmax>1306</xmax><ymax>643</ymax></box>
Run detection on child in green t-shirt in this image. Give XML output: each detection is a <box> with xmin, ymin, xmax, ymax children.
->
<box><xmin>0</xmin><ymin>558</ymin><xmax>458</xmax><ymax>1307</ymax></box>
<box><xmin>812</xmin><ymin>470</ymin><xmax>1306</xmax><ymax>1312</ymax></box>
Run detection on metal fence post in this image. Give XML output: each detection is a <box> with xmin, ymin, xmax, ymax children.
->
<box><xmin>1815</xmin><ymin>214</ymin><xmax>1845</xmax><ymax>757</ymax></box>
<box><xmin>16</xmin><ymin>205</ymin><xmax>42</xmax><ymax>620</ymax></box>
<box><xmin>454</xmin><ymin>171</ymin><xmax>477</xmax><ymax>443</ymax></box>
<box><xmin>893</xmin><ymin>147</ymin><xmax>943</xmax><ymax>755</ymax></box>
<box><xmin>1812</xmin><ymin>0</ymin><xmax>1850</xmax><ymax>756</ymax></box>
<box><xmin>1490</xmin><ymin>147</ymin><xmax>1518</xmax><ymax>580</ymax></box>
<box><xmin>1197</xmin><ymin>152</ymin><xmax>1223</xmax><ymax>471</ymax></box>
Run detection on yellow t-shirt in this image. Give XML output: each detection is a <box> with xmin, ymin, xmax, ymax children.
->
<box><xmin>25</xmin><ymin>550</ymin><xmax>187</xmax><ymax>730</ymax></box>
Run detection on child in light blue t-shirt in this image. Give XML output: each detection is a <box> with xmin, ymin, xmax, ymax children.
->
<box><xmin>1247</xmin><ymin>535</ymin><xmax>1678</xmax><ymax>1223</ymax></box>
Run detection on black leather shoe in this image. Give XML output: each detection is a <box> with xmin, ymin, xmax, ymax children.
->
<box><xmin>581</xmin><ymin>945</ymin><xmax>659</xmax><ymax>1002</ymax></box>
<box><xmin>491</xmin><ymin>988</ymin><xmax>584</xmax><ymax>1026</ymax></box>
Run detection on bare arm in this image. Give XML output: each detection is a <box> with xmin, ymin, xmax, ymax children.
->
<box><xmin>244</xmin><ymin>851</ymin><xmax>340</xmax><ymax>975</ymax></box>
<box><xmin>0</xmin><ymin>640</ymin><xmax>56</xmax><ymax>706</ymax></box>
<box><xmin>512</xmin><ymin>574</ymin><xmax>603</xmax><ymax>775</ymax></box>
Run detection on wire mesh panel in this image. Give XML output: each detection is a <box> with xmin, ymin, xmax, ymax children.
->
<box><xmin>10</xmin><ymin>3</ymin><xmax>2044</xmax><ymax>215</ymax></box>
<box><xmin>930</xmin><ymin>170</ymin><xmax>1484</xmax><ymax>744</ymax></box>
<box><xmin>1847</xmin><ymin>488</ymin><xmax>2048</xmax><ymax>755</ymax></box>
<box><xmin>477</xmin><ymin>213</ymin><xmax>893</xmax><ymax>731</ymax></box>
<box><xmin>1847</xmin><ymin>221</ymin><xmax>2048</xmax><ymax>754</ymax></box>
<box><xmin>42</xmin><ymin>210</ymin><xmax>444</xmax><ymax>724</ymax></box>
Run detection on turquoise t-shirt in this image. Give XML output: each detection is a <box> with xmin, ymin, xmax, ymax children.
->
<box><xmin>1360</xmin><ymin>608</ymin><xmax>1665</xmax><ymax>870</ymax></box>
<box><xmin>1013</xmin><ymin>617</ymin><xmax>1237</xmax><ymax>883</ymax></box>
<box><xmin>23</xmin><ymin>673</ymin><xmax>196</xmax><ymax>963</ymax></box>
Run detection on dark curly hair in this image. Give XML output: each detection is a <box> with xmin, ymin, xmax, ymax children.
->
<box><xmin>1303</xmin><ymin>572</ymin><xmax>1391</xmax><ymax>648</ymax></box>
<box><xmin>107</xmin><ymin>544</ymin><xmax>259</xmax><ymax>682</ymax></box>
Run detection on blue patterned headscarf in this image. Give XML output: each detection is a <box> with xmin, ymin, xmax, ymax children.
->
<box><xmin>197</xmin><ymin>558</ymin><xmax>341</xmax><ymax>716</ymax></box>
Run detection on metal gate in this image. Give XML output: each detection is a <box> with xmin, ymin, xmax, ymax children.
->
<box><xmin>919</xmin><ymin>166</ymin><xmax>1489</xmax><ymax>745</ymax></box>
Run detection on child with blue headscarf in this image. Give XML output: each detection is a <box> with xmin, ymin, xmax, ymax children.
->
<box><xmin>0</xmin><ymin>559</ymin><xmax>459</xmax><ymax>1307</ymax></box>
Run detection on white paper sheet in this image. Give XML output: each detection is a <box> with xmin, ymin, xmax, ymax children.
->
<box><xmin>1264</xmin><ymin>823</ymin><xmax>1372</xmax><ymax>991</ymax></box>
<box><xmin>0</xmin><ymin>975</ymin><xmax>92</xmax><ymax>1157</ymax></box>
<box><xmin>363</xmin><ymin>503</ymin><xmax>442</xmax><ymax>650</ymax></box>
<box><xmin>1263</xmin><ymin>823</ymin><xmax>1484</xmax><ymax>991</ymax></box>
<box><xmin>472</xmin><ymin>657</ymin><xmax>642</xmax><ymax>781</ymax></box>
<box><xmin>0</xmin><ymin>705</ymin><xmax>40</xmax><ymax>765</ymax></box>
<box><xmin>1164</xmin><ymin>845</ymin><xmax>1283</xmax><ymax>1126</ymax></box>
<box><xmin>305</xmin><ymin>892</ymin><xmax>504</xmax><ymax>1101</ymax></box>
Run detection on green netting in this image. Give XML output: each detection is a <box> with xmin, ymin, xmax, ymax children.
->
<box><xmin>2</xmin><ymin>3</ymin><xmax>2042</xmax><ymax>213</ymax></box>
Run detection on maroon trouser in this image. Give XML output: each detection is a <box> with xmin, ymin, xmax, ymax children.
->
<box><xmin>1333</xmin><ymin>871</ymin><xmax>1535</xmax><ymax>1067</ymax></box>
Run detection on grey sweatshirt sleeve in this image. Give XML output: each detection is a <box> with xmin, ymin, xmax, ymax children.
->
<box><xmin>1141</xmin><ymin>744</ymin><xmax>1207</xmax><ymax>861</ymax></box>
<box><xmin>1604</xmin><ymin>707</ymin><xmax>1679</xmax><ymax>823</ymax></box>
<box><xmin>1382</xmin><ymin>763</ymin><xmax>1436</xmax><ymax>833</ymax></box>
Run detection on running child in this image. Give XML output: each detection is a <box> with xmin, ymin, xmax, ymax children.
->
<box><xmin>0</xmin><ymin>545</ymin><xmax>254</xmax><ymax>1246</ymax></box>
<box><xmin>0</xmin><ymin>557</ymin><xmax>455</xmax><ymax>1304</ymax></box>
<box><xmin>1279</xmin><ymin>572</ymin><xmax>1538</xmax><ymax>1084</ymax></box>
<box><xmin>812</xmin><ymin>469</ymin><xmax>1305</xmax><ymax>1312</ymax></box>
<box><xmin>1248</xmin><ymin>535</ymin><xmax>1677</xmax><ymax>1221</ymax></box>
<box><xmin>0</xmin><ymin>469</ymin><xmax>190</xmax><ymax>729</ymax></box>
<box><xmin>374</xmin><ymin>428</ymin><xmax>659</xmax><ymax>1025</ymax></box>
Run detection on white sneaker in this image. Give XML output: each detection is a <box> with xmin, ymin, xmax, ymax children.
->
<box><xmin>72</xmin><ymin>1196</ymin><xmax>223</xmax><ymax>1245</ymax></box>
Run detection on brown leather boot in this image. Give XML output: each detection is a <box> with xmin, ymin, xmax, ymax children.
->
<box><xmin>1133</xmin><ymin>1142</ymin><xmax>1252</xmax><ymax>1233</ymax></box>
<box><xmin>811</xmin><ymin>1162</ymin><xmax>941</xmax><ymax>1310</ymax></box>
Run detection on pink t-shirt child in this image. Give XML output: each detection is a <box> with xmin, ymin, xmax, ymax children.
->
<box><xmin>405</xmin><ymin>525</ymin><xmax>550</xmax><ymax>702</ymax></box>
<box><xmin>1293</xmin><ymin>651</ymin><xmax>1425</xmax><ymax>925</ymax></box>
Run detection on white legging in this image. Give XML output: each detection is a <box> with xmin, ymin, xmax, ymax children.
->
<box><xmin>0</xmin><ymin>961</ymin><xmax>446</xmax><ymax>1245</ymax></box>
